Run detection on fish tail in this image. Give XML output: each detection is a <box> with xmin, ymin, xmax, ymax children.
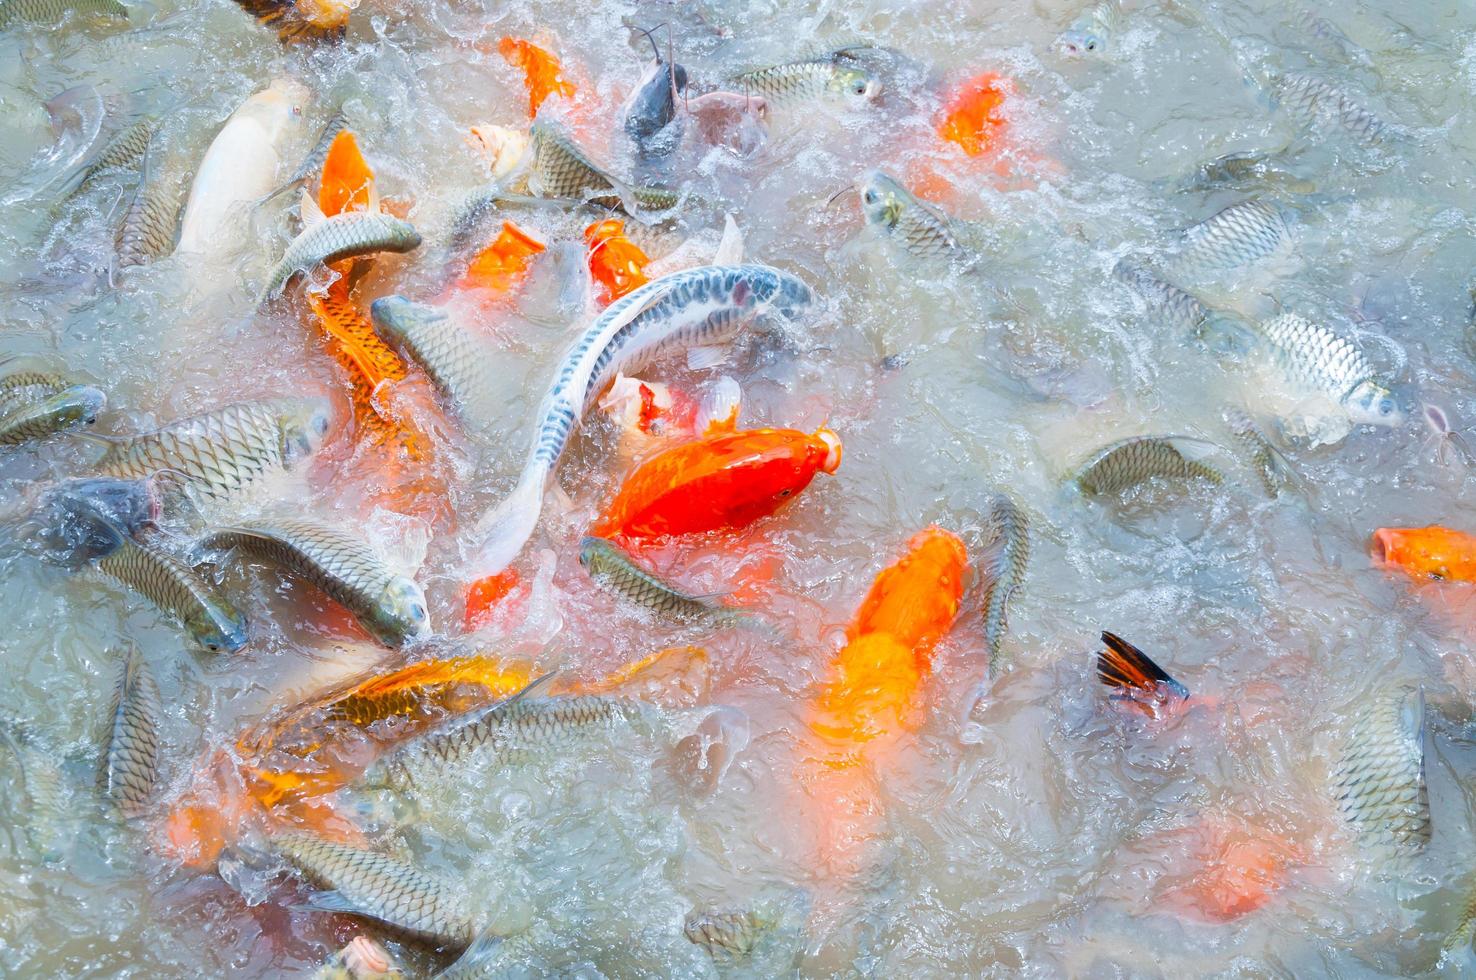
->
<box><xmin>1097</xmin><ymin>631</ymin><xmax>1189</xmax><ymax>700</ymax></box>
<box><xmin>470</xmin><ymin>467</ymin><xmax>547</xmax><ymax>578</ymax></box>
<box><xmin>725</xmin><ymin>609</ymin><xmax>781</xmax><ymax>641</ymax></box>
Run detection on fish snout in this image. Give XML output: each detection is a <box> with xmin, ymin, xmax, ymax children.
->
<box><xmin>1054</xmin><ymin>30</ymin><xmax>1102</xmax><ymax>58</ymax></box>
<box><xmin>817</xmin><ymin>427</ymin><xmax>843</xmax><ymax>474</ymax></box>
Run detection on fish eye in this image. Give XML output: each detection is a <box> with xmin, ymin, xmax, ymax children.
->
<box><xmin>1086</xmin><ymin>39</ymin><xmax>1098</xmax><ymax>50</ymax></box>
<box><xmin>863</xmin><ymin>189</ymin><xmax>877</xmax><ymax>204</ymax></box>
<box><xmin>410</xmin><ymin>603</ymin><xmax>426</xmax><ymax>621</ymax></box>
<box><xmin>779</xmin><ymin>489</ymin><xmax>792</xmax><ymax>497</ymax></box>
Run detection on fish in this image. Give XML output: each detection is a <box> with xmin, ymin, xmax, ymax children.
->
<box><xmin>1420</xmin><ymin>403</ymin><xmax>1474</xmax><ymax>468</ymax></box>
<box><xmin>1222</xmin><ymin>407</ymin><xmax>1298</xmax><ymax>497</ymax></box>
<box><xmin>520</xmin><ymin>118</ymin><xmax>678</xmax><ymax>213</ymax></box>
<box><xmin>55</xmin><ymin>112</ymin><xmax>158</xmax><ymax>200</ymax></box>
<box><xmin>95</xmin><ymin>397</ymin><xmax>332</xmax><ymax>502</ymax></box>
<box><xmin>1054</xmin><ymin>1</ymin><xmax>1125</xmax><ymax>57</ymax></box>
<box><xmin>1329</xmin><ymin>685</ymin><xmax>1430</xmax><ymax>867</ymax></box>
<box><xmin>1113</xmin><ymin>259</ymin><xmax>1214</xmax><ymax>336</ymax></box>
<box><xmin>623</xmin><ymin>25</ymin><xmax>688</xmax><ymax>152</ymax></box>
<box><xmin>98</xmin><ymin>645</ymin><xmax>161</xmax><ymax>818</ymax></box>
<box><xmin>0</xmin><ymin>726</ymin><xmax>68</xmax><ymax>861</ymax></box>
<box><xmin>457</xmin><ymin>220</ymin><xmax>546</xmax><ymax>293</ymax></box>
<box><xmin>1439</xmin><ymin>878</ymin><xmax>1476</xmax><ymax>971</ymax></box>
<box><xmin>683</xmin><ymin>896</ymin><xmax>800</xmax><ymax>964</ymax></box>
<box><xmin>21</xmin><ymin>476</ymin><xmax>156</xmax><ymax>568</ymax></box>
<box><xmin>594</xmin><ymin>423</ymin><xmax>841</xmax><ymax>541</ymax></box>
<box><xmin>849</xmin><ymin>527</ymin><xmax>968</xmax><ymax>655</ymax></box>
<box><xmin>472</xmin><ymin>264</ymin><xmax>815</xmax><ymax>575</ymax></box>
<box><xmin>192</xmin><ymin>519</ymin><xmax>429</xmax><ymax>648</ymax></box>
<box><xmin>1286</xmin><ymin>7</ymin><xmax>1365</xmax><ymax>66</ymax></box>
<box><xmin>449</xmin><ymin>189</ymin><xmax>684</xmax><ymax>269</ymax></box>
<box><xmin>96</xmin><ymin>531</ymin><xmax>249</xmax><ymax>653</ymax></box>
<box><xmin>585</xmin><ymin>218</ymin><xmax>652</xmax><ymax>304</ymax></box>
<box><xmin>175</xmin><ymin>79</ymin><xmax>309</xmax><ymax>257</ymax></box>
<box><xmin>1096</xmin><ymin>631</ymin><xmax>1190</xmax><ymax>720</ymax></box>
<box><xmin>1371</xmin><ymin>526</ymin><xmax>1476</xmax><ymax>582</ymax></box>
<box><xmin>977</xmin><ymin>494</ymin><xmax>1028</xmax><ymax>675</ymax></box>
<box><xmin>578</xmin><ymin>536</ymin><xmax>765</xmax><ymax>631</ymax></box>
<box><xmin>1248</xmin><ymin>312</ymin><xmax>1403</xmax><ymax>429</ymax></box>
<box><xmin>498</xmin><ymin>37</ymin><xmax>576</xmax><ymax>118</ymax></box>
<box><xmin>855</xmin><ymin>169</ymin><xmax>984</xmax><ymax>267</ymax></box>
<box><xmin>0</xmin><ymin>0</ymin><xmax>126</xmax><ymax>28</ymax></box>
<box><xmin>368</xmin><ymin>295</ymin><xmax>498</xmax><ymax>426</ymax></box>
<box><xmin>1179</xmin><ymin>150</ymin><xmax>1316</xmax><ymax>196</ymax></box>
<box><xmin>1169</xmin><ymin>199</ymin><xmax>1294</xmax><ymax>280</ymax></box>
<box><xmin>1074</xmin><ymin>435</ymin><xmax>1225</xmax><ymax>497</ymax></box>
<box><xmin>0</xmin><ymin>382</ymin><xmax>105</xmax><ymax>445</ymax></box>
<box><xmin>732</xmin><ymin>50</ymin><xmax>880</xmax><ymax>109</ymax></box>
<box><xmin>113</xmin><ymin>132</ymin><xmax>184</xmax><ymax>272</ymax></box>
<box><xmin>1274</xmin><ymin>71</ymin><xmax>1391</xmax><ymax>146</ymax></box>
<box><xmin>227</xmin><ymin>0</ymin><xmax>357</xmax><ymax>44</ymax></box>
<box><xmin>311</xmin><ymin>935</ymin><xmax>405</xmax><ymax>980</ymax></box>
<box><xmin>273</xmin><ymin>831</ymin><xmax>480</xmax><ymax>947</ymax></box>
<box><xmin>258</xmin><ymin>190</ymin><xmax>420</xmax><ymax>305</ymax></box>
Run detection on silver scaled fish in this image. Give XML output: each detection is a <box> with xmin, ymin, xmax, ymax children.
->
<box><xmin>1055</xmin><ymin>1</ymin><xmax>1125</xmax><ymax>57</ymax></box>
<box><xmin>192</xmin><ymin>518</ymin><xmax>428</xmax><ymax>648</ymax></box>
<box><xmin>977</xmin><ymin>494</ymin><xmax>1028</xmax><ymax>675</ymax></box>
<box><xmin>258</xmin><ymin>191</ymin><xmax>421</xmax><ymax>304</ymax></box>
<box><xmin>1274</xmin><ymin>71</ymin><xmax>1391</xmax><ymax>146</ymax></box>
<box><xmin>1075</xmin><ymin>435</ymin><xmax>1225</xmax><ymax>497</ymax></box>
<box><xmin>1113</xmin><ymin>260</ymin><xmax>1214</xmax><ymax>336</ymax></box>
<box><xmin>0</xmin><ymin>0</ymin><xmax>126</xmax><ymax>29</ymax></box>
<box><xmin>684</xmin><ymin>891</ymin><xmax>806</xmax><ymax>970</ymax></box>
<box><xmin>1249</xmin><ymin>312</ymin><xmax>1403</xmax><ymax>428</ymax></box>
<box><xmin>471</xmin><ymin>263</ymin><xmax>814</xmax><ymax>576</ymax></box>
<box><xmin>98</xmin><ymin>645</ymin><xmax>161</xmax><ymax>817</ymax></box>
<box><xmin>579</xmin><ymin>536</ymin><xmax>764</xmax><ymax>632</ymax></box>
<box><xmin>1169</xmin><ymin>199</ymin><xmax>1294</xmax><ymax>280</ymax></box>
<box><xmin>0</xmin><ymin>377</ymin><xmax>105</xmax><ymax>445</ymax></box>
<box><xmin>1330</xmin><ymin>685</ymin><xmax>1430</xmax><ymax>869</ymax></box>
<box><xmin>113</xmin><ymin>133</ymin><xmax>186</xmax><ymax>272</ymax></box>
<box><xmin>856</xmin><ymin>169</ymin><xmax>983</xmax><ymax>268</ymax></box>
<box><xmin>0</xmin><ymin>726</ymin><xmax>68</xmax><ymax>861</ymax></box>
<box><xmin>95</xmin><ymin>531</ymin><xmax>249</xmax><ymax>653</ymax></box>
<box><xmin>1222</xmin><ymin>407</ymin><xmax>1299</xmax><ymax>497</ymax></box>
<box><xmin>273</xmin><ymin>831</ymin><xmax>480</xmax><ymax>947</ymax></box>
<box><xmin>731</xmin><ymin>49</ymin><xmax>880</xmax><ymax>109</ymax></box>
<box><xmin>95</xmin><ymin>397</ymin><xmax>331</xmax><ymax>502</ymax></box>
<box><xmin>368</xmin><ymin>295</ymin><xmax>498</xmax><ymax>428</ymax></box>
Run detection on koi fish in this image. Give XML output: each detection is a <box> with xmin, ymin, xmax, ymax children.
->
<box><xmin>317</xmin><ymin>129</ymin><xmax>374</xmax><ymax>217</ymax></box>
<box><xmin>594</xmin><ymin>424</ymin><xmax>841</xmax><ymax>542</ymax></box>
<box><xmin>458</xmin><ymin>220</ymin><xmax>545</xmax><ymax>294</ymax></box>
<box><xmin>227</xmin><ymin>0</ymin><xmax>357</xmax><ymax>44</ymax></box>
<box><xmin>1097</xmin><ymin>631</ymin><xmax>1192</xmax><ymax>721</ymax></box>
<box><xmin>585</xmin><ymin>218</ymin><xmax>651</xmax><ymax>305</ymax></box>
<box><xmin>936</xmin><ymin>71</ymin><xmax>1010</xmax><ymax>157</ymax></box>
<box><xmin>1371</xmin><ymin>526</ymin><xmax>1476</xmax><ymax>582</ymax></box>
<box><xmin>498</xmin><ymin>37</ymin><xmax>576</xmax><ymax>118</ymax></box>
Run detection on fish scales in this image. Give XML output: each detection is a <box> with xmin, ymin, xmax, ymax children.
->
<box><xmin>114</xmin><ymin>141</ymin><xmax>184</xmax><ymax>270</ymax></box>
<box><xmin>684</xmin><ymin>908</ymin><xmax>771</xmax><ymax>958</ymax></box>
<box><xmin>1223</xmin><ymin>408</ymin><xmax>1296</xmax><ymax>496</ymax></box>
<box><xmin>859</xmin><ymin>170</ymin><xmax>977</xmax><ymax>265</ymax></box>
<box><xmin>1113</xmin><ymin>260</ymin><xmax>1209</xmax><ymax>334</ymax></box>
<box><xmin>274</xmin><ymin>832</ymin><xmax>478</xmax><ymax>946</ymax></box>
<box><xmin>579</xmin><ymin>536</ymin><xmax>751</xmax><ymax>628</ymax></box>
<box><xmin>1077</xmin><ymin>436</ymin><xmax>1224</xmax><ymax>496</ymax></box>
<box><xmin>979</xmin><ymin>495</ymin><xmax>1028</xmax><ymax>673</ymax></box>
<box><xmin>0</xmin><ymin>370</ymin><xmax>68</xmax><ymax>413</ymax></box>
<box><xmin>0</xmin><ymin>0</ymin><xmax>126</xmax><ymax>28</ymax></box>
<box><xmin>368</xmin><ymin>297</ymin><xmax>492</xmax><ymax>424</ymax></box>
<box><xmin>1276</xmin><ymin>71</ymin><xmax>1390</xmax><ymax>145</ymax></box>
<box><xmin>1172</xmin><ymin>199</ymin><xmax>1292</xmax><ymax>277</ymax></box>
<box><xmin>732</xmin><ymin>58</ymin><xmax>875</xmax><ymax>108</ymax></box>
<box><xmin>99</xmin><ymin>646</ymin><xmax>161</xmax><ymax>817</ymax></box>
<box><xmin>261</xmin><ymin>210</ymin><xmax>421</xmax><ymax>302</ymax></box>
<box><xmin>0</xmin><ymin>728</ymin><xmax>68</xmax><ymax>861</ymax></box>
<box><xmin>1255</xmin><ymin>313</ymin><xmax>1369</xmax><ymax>398</ymax></box>
<box><xmin>96</xmin><ymin>533</ymin><xmax>248</xmax><ymax>653</ymax></box>
<box><xmin>0</xmin><ymin>384</ymin><xmax>104</xmax><ymax>444</ymax></box>
<box><xmin>1331</xmin><ymin>686</ymin><xmax>1430</xmax><ymax>864</ymax></box>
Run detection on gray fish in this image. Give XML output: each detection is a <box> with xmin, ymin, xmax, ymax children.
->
<box><xmin>113</xmin><ymin>133</ymin><xmax>185</xmax><ymax>272</ymax></box>
<box><xmin>192</xmin><ymin>518</ymin><xmax>428</xmax><ymax>648</ymax></box>
<box><xmin>856</xmin><ymin>169</ymin><xmax>983</xmax><ymax>268</ymax></box>
<box><xmin>579</xmin><ymin>536</ymin><xmax>764</xmax><ymax>632</ymax></box>
<box><xmin>623</xmin><ymin>27</ymin><xmax>688</xmax><ymax>152</ymax></box>
<box><xmin>1440</xmin><ymin>878</ymin><xmax>1476</xmax><ymax>970</ymax></box>
<box><xmin>290</xmin><ymin>108</ymin><xmax>350</xmax><ymax>193</ymax></box>
<box><xmin>1075</xmin><ymin>435</ymin><xmax>1225</xmax><ymax>497</ymax></box>
<box><xmin>1250</xmin><ymin>312</ymin><xmax>1403</xmax><ymax>428</ymax></box>
<box><xmin>0</xmin><ymin>726</ymin><xmax>68</xmax><ymax>862</ymax></box>
<box><xmin>1054</xmin><ymin>1</ymin><xmax>1125</xmax><ymax>58</ymax></box>
<box><xmin>95</xmin><ymin>531</ymin><xmax>249</xmax><ymax>653</ymax></box>
<box><xmin>0</xmin><ymin>383</ymin><xmax>104</xmax><ymax>445</ymax></box>
<box><xmin>684</xmin><ymin>891</ymin><xmax>806</xmax><ymax>969</ymax></box>
<box><xmin>522</xmin><ymin>118</ymin><xmax>678</xmax><ymax>212</ymax></box>
<box><xmin>96</xmin><ymin>397</ymin><xmax>332</xmax><ymax>502</ymax></box>
<box><xmin>22</xmin><ymin>476</ymin><xmax>156</xmax><ymax>567</ymax></box>
<box><xmin>732</xmin><ymin>51</ymin><xmax>880</xmax><ymax>109</ymax></box>
<box><xmin>259</xmin><ymin>194</ymin><xmax>421</xmax><ymax>305</ymax></box>
<box><xmin>1169</xmin><ymin>199</ymin><xmax>1294</xmax><ymax>280</ymax></box>
<box><xmin>1222</xmin><ymin>407</ymin><xmax>1299</xmax><ymax>497</ymax></box>
<box><xmin>0</xmin><ymin>0</ymin><xmax>126</xmax><ymax>29</ymax></box>
<box><xmin>57</xmin><ymin>113</ymin><xmax>158</xmax><ymax>200</ymax></box>
<box><xmin>368</xmin><ymin>295</ymin><xmax>497</xmax><ymax>427</ymax></box>
<box><xmin>1330</xmin><ymin>685</ymin><xmax>1430</xmax><ymax>868</ymax></box>
<box><xmin>1179</xmin><ymin>150</ymin><xmax>1316</xmax><ymax>196</ymax></box>
<box><xmin>978</xmin><ymin>494</ymin><xmax>1028</xmax><ymax>675</ymax></box>
<box><xmin>1274</xmin><ymin>71</ymin><xmax>1391</xmax><ymax>146</ymax></box>
<box><xmin>1113</xmin><ymin>259</ymin><xmax>1211</xmax><ymax>335</ymax></box>
<box><xmin>1286</xmin><ymin>7</ymin><xmax>1365</xmax><ymax>65</ymax></box>
<box><xmin>98</xmin><ymin>645</ymin><xmax>161</xmax><ymax>817</ymax></box>
<box><xmin>274</xmin><ymin>831</ymin><xmax>480</xmax><ymax>947</ymax></box>
<box><xmin>471</xmin><ymin>264</ymin><xmax>813</xmax><ymax>575</ymax></box>
<box><xmin>448</xmin><ymin>189</ymin><xmax>684</xmax><ymax>264</ymax></box>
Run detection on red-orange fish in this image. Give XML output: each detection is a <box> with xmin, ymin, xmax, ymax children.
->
<box><xmin>1371</xmin><ymin>525</ymin><xmax>1476</xmax><ymax>582</ymax></box>
<box><xmin>458</xmin><ymin>220</ymin><xmax>546</xmax><ymax>295</ymax></box>
<box><xmin>499</xmin><ymin>37</ymin><xmax>576</xmax><ymax>118</ymax></box>
<box><xmin>593</xmin><ymin>425</ymin><xmax>842</xmax><ymax>541</ymax></box>
<box><xmin>937</xmin><ymin>71</ymin><xmax>1011</xmax><ymax>158</ymax></box>
<box><xmin>318</xmin><ymin>129</ymin><xmax>374</xmax><ymax>217</ymax></box>
<box><xmin>585</xmin><ymin>218</ymin><xmax>651</xmax><ymax>305</ymax></box>
<box><xmin>849</xmin><ymin>526</ymin><xmax>970</xmax><ymax>659</ymax></box>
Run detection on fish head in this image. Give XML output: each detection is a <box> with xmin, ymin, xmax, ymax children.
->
<box><xmin>743</xmin><ymin>267</ymin><xmax>815</xmax><ymax>322</ymax></box>
<box><xmin>368</xmin><ymin>576</ymin><xmax>430</xmax><ymax>646</ymax></box>
<box><xmin>252</xmin><ymin>78</ymin><xmax>312</xmax><ymax>135</ymax></box>
<box><xmin>815</xmin><ymin>427</ymin><xmax>843</xmax><ymax>474</ymax></box>
<box><xmin>578</xmin><ymin>535</ymin><xmax>616</xmax><ymax>572</ymax></box>
<box><xmin>383</xmin><ymin>215</ymin><xmax>423</xmax><ymax>252</ymax></box>
<box><xmin>1343</xmin><ymin>381</ymin><xmax>1405</xmax><ymax>428</ymax></box>
<box><xmin>1054</xmin><ymin>25</ymin><xmax>1107</xmax><ymax>58</ymax></box>
<box><xmin>827</xmin><ymin>66</ymin><xmax>881</xmax><ymax>105</ymax></box>
<box><xmin>857</xmin><ymin>170</ymin><xmax>911</xmax><ymax>235</ymax></box>
<box><xmin>188</xmin><ymin>600</ymin><xmax>249</xmax><ymax>654</ymax></box>
<box><xmin>53</xmin><ymin>384</ymin><xmax>106</xmax><ymax>427</ymax></box>
<box><xmin>279</xmin><ymin>396</ymin><xmax>334</xmax><ymax>462</ymax></box>
<box><xmin>368</xmin><ymin>294</ymin><xmax>438</xmax><ymax>344</ymax></box>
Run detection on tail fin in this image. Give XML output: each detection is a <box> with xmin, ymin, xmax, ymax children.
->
<box><xmin>1097</xmin><ymin>631</ymin><xmax>1189</xmax><ymax>703</ymax></box>
<box><xmin>470</xmin><ymin>468</ymin><xmax>546</xmax><ymax>578</ymax></box>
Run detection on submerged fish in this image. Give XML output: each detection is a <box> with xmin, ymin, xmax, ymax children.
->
<box><xmin>193</xmin><ymin>519</ymin><xmax>428</xmax><ymax>648</ymax></box>
<box><xmin>96</xmin><ymin>397</ymin><xmax>332</xmax><ymax>502</ymax></box>
<box><xmin>1248</xmin><ymin>312</ymin><xmax>1403</xmax><ymax>429</ymax></box>
<box><xmin>1440</xmin><ymin>879</ymin><xmax>1476</xmax><ymax>970</ymax></box>
<box><xmin>1330</xmin><ymin>685</ymin><xmax>1430</xmax><ymax>867</ymax></box>
<box><xmin>96</xmin><ymin>532</ymin><xmax>249</xmax><ymax>653</ymax></box>
<box><xmin>0</xmin><ymin>0</ymin><xmax>125</xmax><ymax>28</ymax></box>
<box><xmin>856</xmin><ymin>169</ymin><xmax>983</xmax><ymax>267</ymax></box>
<box><xmin>1179</xmin><ymin>150</ymin><xmax>1316</xmax><ymax>196</ymax></box>
<box><xmin>594</xmin><ymin>424</ymin><xmax>841</xmax><ymax>541</ymax></box>
<box><xmin>684</xmin><ymin>895</ymin><xmax>802</xmax><ymax>965</ymax></box>
<box><xmin>368</xmin><ymin>295</ymin><xmax>497</xmax><ymax>426</ymax></box>
<box><xmin>1169</xmin><ymin>199</ymin><xmax>1294</xmax><ymax>280</ymax></box>
<box><xmin>473</xmin><ymin>264</ymin><xmax>814</xmax><ymax>575</ymax></box>
<box><xmin>311</xmin><ymin>935</ymin><xmax>405</xmax><ymax>980</ymax></box>
<box><xmin>0</xmin><ymin>727</ymin><xmax>68</xmax><ymax>861</ymax></box>
<box><xmin>1055</xmin><ymin>1</ymin><xmax>1125</xmax><ymax>58</ymax></box>
<box><xmin>227</xmin><ymin>0</ymin><xmax>356</xmax><ymax>44</ymax></box>
<box><xmin>0</xmin><ymin>380</ymin><xmax>104</xmax><ymax>445</ymax></box>
<box><xmin>1097</xmin><ymin>631</ymin><xmax>1191</xmax><ymax>721</ymax></box>
<box><xmin>113</xmin><ymin>133</ymin><xmax>185</xmax><ymax>272</ymax></box>
<box><xmin>1274</xmin><ymin>71</ymin><xmax>1391</xmax><ymax>146</ymax></box>
<box><xmin>1222</xmin><ymin>407</ymin><xmax>1298</xmax><ymax>497</ymax></box>
<box><xmin>259</xmin><ymin>191</ymin><xmax>420</xmax><ymax>304</ymax></box>
<box><xmin>274</xmin><ymin>832</ymin><xmax>479</xmax><ymax>947</ymax></box>
<box><xmin>98</xmin><ymin>645</ymin><xmax>161</xmax><ymax>817</ymax></box>
<box><xmin>1371</xmin><ymin>526</ymin><xmax>1476</xmax><ymax>582</ymax></box>
<box><xmin>978</xmin><ymin>494</ymin><xmax>1028</xmax><ymax>675</ymax></box>
<box><xmin>1075</xmin><ymin>435</ymin><xmax>1225</xmax><ymax>497</ymax></box>
<box><xmin>1113</xmin><ymin>259</ymin><xmax>1214</xmax><ymax>336</ymax></box>
<box><xmin>22</xmin><ymin>476</ymin><xmax>156</xmax><ymax>568</ymax></box>
<box><xmin>732</xmin><ymin>50</ymin><xmax>880</xmax><ymax>109</ymax></box>
<box><xmin>579</xmin><ymin>536</ymin><xmax>763</xmax><ymax>631</ymax></box>
<box><xmin>56</xmin><ymin>112</ymin><xmax>157</xmax><ymax>199</ymax></box>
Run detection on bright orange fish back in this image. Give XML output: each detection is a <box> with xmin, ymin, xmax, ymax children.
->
<box><xmin>1372</xmin><ymin>526</ymin><xmax>1476</xmax><ymax>582</ymax></box>
<box><xmin>460</xmin><ymin>221</ymin><xmax>546</xmax><ymax>294</ymax></box>
<box><xmin>499</xmin><ymin>37</ymin><xmax>576</xmax><ymax>117</ymax></box>
<box><xmin>585</xmin><ymin>219</ymin><xmax>650</xmax><ymax>305</ymax></box>
<box><xmin>937</xmin><ymin>71</ymin><xmax>1010</xmax><ymax>157</ymax></box>
<box><xmin>595</xmin><ymin>425</ymin><xmax>842</xmax><ymax>540</ymax></box>
<box><xmin>319</xmin><ymin>129</ymin><xmax>374</xmax><ymax>217</ymax></box>
<box><xmin>849</xmin><ymin>527</ymin><xmax>968</xmax><ymax>660</ymax></box>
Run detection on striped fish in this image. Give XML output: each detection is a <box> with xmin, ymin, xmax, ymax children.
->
<box><xmin>978</xmin><ymin>494</ymin><xmax>1028</xmax><ymax>675</ymax></box>
<box><xmin>471</xmin><ymin>264</ymin><xmax>814</xmax><ymax>575</ymax></box>
<box><xmin>98</xmin><ymin>645</ymin><xmax>161</xmax><ymax>817</ymax></box>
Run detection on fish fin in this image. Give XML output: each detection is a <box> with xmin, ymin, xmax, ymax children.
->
<box><xmin>433</xmin><ymin>927</ymin><xmax>504</xmax><ymax>979</ymax></box>
<box><xmin>292</xmin><ymin>889</ymin><xmax>364</xmax><ymax>916</ymax></box>
<box><xmin>318</xmin><ymin>129</ymin><xmax>374</xmax><ymax>217</ymax></box>
<box><xmin>686</xmin><ymin>345</ymin><xmax>728</xmax><ymax>371</ymax></box>
<box><xmin>470</xmin><ymin>469</ymin><xmax>547</xmax><ymax>579</ymax></box>
<box><xmin>712</xmin><ymin>213</ymin><xmax>745</xmax><ymax>266</ymax></box>
<box><xmin>695</xmin><ymin>376</ymin><xmax>742</xmax><ymax>434</ymax></box>
<box><xmin>1163</xmin><ymin>436</ymin><xmax>1223</xmax><ymax>462</ymax></box>
<box><xmin>1098</xmin><ymin>631</ymin><xmax>1190</xmax><ymax>700</ymax></box>
<box><xmin>299</xmin><ymin>187</ymin><xmax>328</xmax><ymax>228</ymax></box>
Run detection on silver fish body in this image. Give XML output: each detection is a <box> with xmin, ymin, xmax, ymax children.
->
<box><xmin>1251</xmin><ymin>313</ymin><xmax>1403</xmax><ymax>427</ymax></box>
<box><xmin>96</xmin><ymin>397</ymin><xmax>332</xmax><ymax>502</ymax></box>
<box><xmin>858</xmin><ymin>169</ymin><xmax>980</xmax><ymax>267</ymax></box>
<box><xmin>0</xmin><ymin>0</ymin><xmax>126</xmax><ymax>28</ymax></box>
<box><xmin>96</xmin><ymin>531</ymin><xmax>248</xmax><ymax>653</ymax></box>
<box><xmin>523</xmin><ymin>119</ymin><xmax>677</xmax><ymax>213</ymax></box>
<box><xmin>1076</xmin><ymin>435</ymin><xmax>1225</xmax><ymax>497</ymax></box>
<box><xmin>98</xmin><ymin>645</ymin><xmax>161</xmax><ymax>817</ymax></box>
<box><xmin>1180</xmin><ymin>150</ymin><xmax>1317</xmax><ymax>196</ymax></box>
<box><xmin>113</xmin><ymin>136</ymin><xmax>184</xmax><ymax>271</ymax></box>
<box><xmin>978</xmin><ymin>494</ymin><xmax>1028</xmax><ymax>674</ymax></box>
<box><xmin>260</xmin><ymin>210</ymin><xmax>421</xmax><ymax>304</ymax></box>
<box><xmin>368</xmin><ymin>295</ymin><xmax>496</xmax><ymax>427</ymax></box>
<box><xmin>0</xmin><ymin>383</ymin><xmax>104</xmax><ymax>444</ymax></box>
<box><xmin>1113</xmin><ymin>260</ymin><xmax>1210</xmax><ymax>335</ymax></box>
<box><xmin>579</xmin><ymin>536</ymin><xmax>757</xmax><ymax>630</ymax></box>
<box><xmin>684</xmin><ymin>891</ymin><xmax>806</xmax><ymax>970</ymax></box>
<box><xmin>732</xmin><ymin>55</ymin><xmax>879</xmax><ymax>109</ymax></box>
<box><xmin>1330</xmin><ymin>685</ymin><xmax>1430</xmax><ymax>867</ymax></box>
<box><xmin>1275</xmin><ymin>71</ymin><xmax>1391</xmax><ymax>145</ymax></box>
<box><xmin>292</xmin><ymin>109</ymin><xmax>350</xmax><ymax>190</ymax></box>
<box><xmin>1222</xmin><ymin>407</ymin><xmax>1298</xmax><ymax>497</ymax></box>
<box><xmin>0</xmin><ymin>727</ymin><xmax>68</xmax><ymax>862</ymax></box>
<box><xmin>472</xmin><ymin>263</ymin><xmax>814</xmax><ymax>574</ymax></box>
<box><xmin>1170</xmin><ymin>199</ymin><xmax>1294</xmax><ymax>280</ymax></box>
<box><xmin>274</xmin><ymin>832</ymin><xmax>479</xmax><ymax>947</ymax></box>
<box><xmin>193</xmin><ymin>519</ymin><xmax>428</xmax><ymax>648</ymax></box>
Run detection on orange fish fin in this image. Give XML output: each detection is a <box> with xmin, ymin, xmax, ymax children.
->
<box><xmin>1098</xmin><ymin>631</ymin><xmax>1189</xmax><ymax>700</ymax></box>
<box><xmin>319</xmin><ymin>130</ymin><xmax>375</xmax><ymax>217</ymax></box>
<box><xmin>498</xmin><ymin>37</ymin><xmax>576</xmax><ymax>118</ymax></box>
<box><xmin>462</xmin><ymin>221</ymin><xmax>546</xmax><ymax>293</ymax></box>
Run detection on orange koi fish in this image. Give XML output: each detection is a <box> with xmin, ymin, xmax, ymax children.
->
<box><xmin>585</xmin><ymin>218</ymin><xmax>651</xmax><ymax>305</ymax></box>
<box><xmin>499</xmin><ymin>37</ymin><xmax>576</xmax><ymax>118</ymax></box>
<box><xmin>463</xmin><ymin>568</ymin><xmax>522</xmax><ymax>631</ymax></box>
<box><xmin>594</xmin><ymin>425</ymin><xmax>842</xmax><ymax>541</ymax></box>
<box><xmin>227</xmin><ymin>0</ymin><xmax>356</xmax><ymax>45</ymax></box>
<box><xmin>937</xmin><ymin>71</ymin><xmax>1011</xmax><ymax>158</ymax></box>
<box><xmin>1161</xmin><ymin>812</ymin><xmax>1302</xmax><ymax>922</ymax></box>
<box><xmin>849</xmin><ymin>527</ymin><xmax>970</xmax><ymax>658</ymax></box>
<box><xmin>1371</xmin><ymin>526</ymin><xmax>1476</xmax><ymax>582</ymax></box>
<box><xmin>458</xmin><ymin>220</ymin><xmax>546</xmax><ymax>295</ymax></box>
<box><xmin>318</xmin><ymin>129</ymin><xmax>374</xmax><ymax>217</ymax></box>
